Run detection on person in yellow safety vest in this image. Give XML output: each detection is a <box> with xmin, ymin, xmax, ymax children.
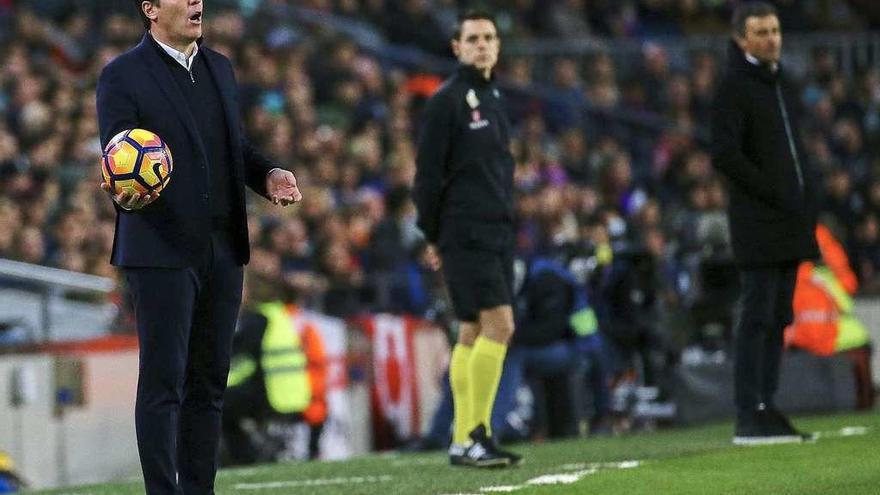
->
<box><xmin>784</xmin><ymin>224</ymin><xmax>874</xmax><ymax>408</ymax></box>
<box><xmin>222</xmin><ymin>299</ymin><xmax>311</xmax><ymax>465</ymax></box>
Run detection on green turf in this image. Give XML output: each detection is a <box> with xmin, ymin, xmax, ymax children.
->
<box><xmin>26</xmin><ymin>411</ymin><xmax>880</xmax><ymax>495</ymax></box>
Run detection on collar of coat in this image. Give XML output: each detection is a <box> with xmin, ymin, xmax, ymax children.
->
<box><xmin>726</xmin><ymin>39</ymin><xmax>781</xmax><ymax>83</ymax></box>
<box><xmin>457</xmin><ymin>64</ymin><xmax>495</xmax><ymax>87</ymax></box>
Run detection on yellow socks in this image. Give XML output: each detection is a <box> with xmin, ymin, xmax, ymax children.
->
<box><xmin>450</xmin><ymin>343</ymin><xmax>473</xmax><ymax>445</ymax></box>
<box><xmin>468</xmin><ymin>336</ymin><xmax>508</xmax><ymax>437</ymax></box>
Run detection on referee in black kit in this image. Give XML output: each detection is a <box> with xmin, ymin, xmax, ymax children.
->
<box><xmin>413</xmin><ymin>11</ymin><xmax>521</xmax><ymax>468</ymax></box>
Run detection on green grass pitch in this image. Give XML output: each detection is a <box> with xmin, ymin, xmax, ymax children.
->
<box><xmin>26</xmin><ymin>411</ymin><xmax>880</xmax><ymax>495</ymax></box>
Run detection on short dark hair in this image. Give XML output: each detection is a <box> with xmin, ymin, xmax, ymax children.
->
<box><xmin>134</xmin><ymin>0</ymin><xmax>157</xmax><ymax>30</ymax></box>
<box><xmin>453</xmin><ymin>10</ymin><xmax>498</xmax><ymax>41</ymax></box>
<box><xmin>732</xmin><ymin>1</ymin><xmax>778</xmax><ymax>37</ymax></box>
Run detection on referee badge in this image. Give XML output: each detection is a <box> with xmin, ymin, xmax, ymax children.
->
<box><xmin>466</xmin><ymin>89</ymin><xmax>480</xmax><ymax>109</ymax></box>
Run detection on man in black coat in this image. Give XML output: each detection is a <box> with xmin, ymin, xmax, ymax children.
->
<box><xmin>711</xmin><ymin>1</ymin><xmax>819</xmax><ymax>445</ymax></box>
<box><xmin>96</xmin><ymin>1</ymin><xmax>302</xmax><ymax>493</ymax></box>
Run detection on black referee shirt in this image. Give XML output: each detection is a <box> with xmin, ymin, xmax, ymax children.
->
<box><xmin>413</xmin><ymin>64</ymin><xmax>515</xmax><ymax>244</ymax></box>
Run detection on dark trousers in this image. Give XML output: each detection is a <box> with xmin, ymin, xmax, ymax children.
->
<box><xmin>124</xmin><ymin>232</ymin><xmax>243</xmax><ymax>495</ymax></box>
<box><xmin>733</xmin><ymin>263</ymin><xmax>798</xmax><ymax>413</ymax></box>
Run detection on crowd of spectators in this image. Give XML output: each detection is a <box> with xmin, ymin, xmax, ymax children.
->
<box><xmin>0</xmin><ymin>1</ymin><xmax>878</xmax><ymax>349</ymax></box>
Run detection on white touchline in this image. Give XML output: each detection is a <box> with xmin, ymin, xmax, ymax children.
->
<box><xmin>479</xmin><ymin>486</ymin><xmax>525</xmax><ymax>492</ymax></box>
<box><xmin>467</xmin><ymin>459</ymin><xmax>643</xmax><ymax>493</ymax></box>
<box><xmin>813</xmin><ymin>426</ymin><xmax>869</xmax><ymax>440</ymax></box>
<box><xmin>838</xmin><ymin>426</ymin><xmax>869</xmax><ymax>436</ymax></box>
<box><xmin>557</xmin><ymin>460</ymin><xmax>641</xmax><ymax>471</ymax></box>
<box><xmin>527</xmin><ymin>469</ymin><xmax>598</xmax><ymax>486</ymax></box>
<box><xmin>218</xmin><ymin>468</ymin><xmax>261</xmax><ymax>478</ymax></box>
<box><xmin>233</xmin><ymin>475</ymin><xmax>393</xmax><ymax>490</ymax></box>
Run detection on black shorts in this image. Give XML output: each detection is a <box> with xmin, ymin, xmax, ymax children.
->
<box><xmin>439</xmin><ymin>222</ymin><xmax>514</xmax><ymax>323</ymax></box>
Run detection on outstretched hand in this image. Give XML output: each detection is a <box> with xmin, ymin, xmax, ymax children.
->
<box><xmin>266</xmin><ymin>169</ymin><xmax>303</xmax><ymax>206</ymax></box>
<box><xmin>100</xmin><ymin>182</ymin><xmax>155</xmax><ymax>210</ymax></box>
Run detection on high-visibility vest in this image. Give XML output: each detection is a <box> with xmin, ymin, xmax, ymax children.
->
<box><xmin>786</xmin><ymin>263</ymin><xmax>869</xmax><ymax>355</ymax></box>
<box><xmin>227</xmin><ymin>303</ymin><xmax>311</xmax><ymax>413</ymax></box>
<box><xmin>785</xmin><ymin>225</ymin><xmax>869</xmax><ymax>356</ymax></box>
<box><xmin>260</xmin><ymin>302</ymin><xmax>311</xmax><ymax>414</ymax></box>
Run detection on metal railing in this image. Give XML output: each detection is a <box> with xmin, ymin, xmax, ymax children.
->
<box><xmin>0</xmin><ymin>258</ymin><xmax>115</xmax><ymax>342</ymax></box>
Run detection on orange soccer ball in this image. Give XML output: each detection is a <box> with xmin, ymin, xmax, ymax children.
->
<box><xmin>101</xmin><ymin>128</ymin><xmax>173</xmax><ymax>196</ymax></box>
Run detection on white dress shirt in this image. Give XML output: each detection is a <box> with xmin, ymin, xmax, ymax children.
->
<box><xmin>153</xmin><ymin>34</ymin><xmax>198</xmax><ymax>71</ymax></box>
<box><xmin>744</xmin><ymin>51</ymin><xmax>778</xmax><ymax>73</ymax></box>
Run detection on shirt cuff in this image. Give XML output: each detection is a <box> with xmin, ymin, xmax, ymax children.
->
<box><xmin>267</xmin><ymin>167</ymin><xmax>283</xmax><ymax>178</ymax></box>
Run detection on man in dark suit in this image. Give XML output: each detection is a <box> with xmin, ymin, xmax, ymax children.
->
<box><xmin>96</xmin><ymin>1</ymin><xmax>302</xmax><ymax>493</ymax></box>
<box><xmin>711</xmin><ymin>1</ymin><xmax>818</xmax><ymax>446</ymax></box>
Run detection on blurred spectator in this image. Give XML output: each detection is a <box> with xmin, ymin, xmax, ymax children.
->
<box><xmin>319</xmin><ymin>239</ymin><xmax>364</xmax><ymax>318</ymax></box>
<box><xmin>832</xmin><ymin>118</ymin><xmax>870</xmax><ymax>182</ymax></box>
<box><xmin>14</xmin><ymin>226</ymin><xmax>46</xmax><ymax>265</ymax></box>
<box><xmin>384</xmin><ymin>0</ymin><xmax>450</xmax><ymax>57</ymax></box>
<box><xmin>641</xmin><ymin>42</ymin><xmax>671</xmax><ymax>113</ymax></box>
<box><xmin>496</xmin><ymin>245</ymin><xmax>612</xmax><ymax>440</ymax></box>
<box><xmin>600</xmin><ymin>244</ymin><xmax>672</xmax><ymax>393</ymax></box>
<box><xmin>366</xmin><ymin>185</ymin><xmax>430</xmax><ymax>314</ymax></box>
<box><xmin>545</xmin><ymin>58</ymin><xmax>588</xmax><ymax>133</ymax></box>
<box><xmin>558</xmin><ymin>129</ymin><xmax>593</xmax><ymax>185</ymax></box>
<box><xmin>851</xmin><ymin>213</ymin><xmax>880</xmax><ymax>293</ymax></box>
<box><xmin>821</xmin><ymin>168</ymin><xmax>861</xmax><ymax>242</ymax></box>
<box><xmin>547</xmin><ymin>0</ymin><xmax>592</xmax><ymax>38</ymax></box>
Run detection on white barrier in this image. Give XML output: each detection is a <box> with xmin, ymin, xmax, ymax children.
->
<box><xmin>0</xmin><ymin>352</ymin><xmax>140</xmax><ymax>490</ymax></box>
<box><xmin>852</xmin><ymin>297</ymin><xmax>880</xmax><ymax>386</ymax></box>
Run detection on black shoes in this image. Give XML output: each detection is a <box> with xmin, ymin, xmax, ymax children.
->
<box><xmin>449</xmin><ymin>424</ymin><xmax>522</xmax><ymax>468</ymax></box>
<box><xmin>733</xmin><ymin>406</ymin><xmax>813</xmax><ymax>445</ymax></box>
<box><xmin>765</xmin><ymin>406</ymin><xmax>815</xmax><ymax>442</ymax></box>
<box><xmin>448</xmin><ymin>443</ymin><xmax>481</xmax><ymax>467</ymax></box>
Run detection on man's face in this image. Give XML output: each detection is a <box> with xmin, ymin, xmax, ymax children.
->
<box><xmin>736</xmin><ymin>15</ymin><xmax>782</xmax><ymax>64</ymax></box>
<box><xmin>452</xmin><ymin>19</ymin><xmax>499</xmax><ymax>72</ymax></box>
<box><xmin>144</xmin><ymin>0</ymin><xmax>203</xmax><ymax>44</ymax></box>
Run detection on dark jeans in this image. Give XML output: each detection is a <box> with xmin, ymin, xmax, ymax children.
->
<box><xmin>734</xmin><ymin>263</ymin><xmax>798</xmax><ymax>413</ymax></box>
<box><xmin>124</xmin><ymin>232</ymin><xmax>243</xmax><ymax>495</ymax></box>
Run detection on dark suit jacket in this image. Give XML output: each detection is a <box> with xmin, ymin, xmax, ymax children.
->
<box><xmin>96</xmin><ymin>33</ymin><xmax>277</xmax><ymax>268</ymax></box>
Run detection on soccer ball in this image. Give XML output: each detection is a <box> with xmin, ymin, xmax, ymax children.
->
<box><xmin>101</xmin><ymin>128</ymin><xmax>173</xmax><ymax>196</ymax></box>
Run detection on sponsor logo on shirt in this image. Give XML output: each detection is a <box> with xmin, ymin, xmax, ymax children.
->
<box><xmin>469</xmin><ymin>110</ymin><xmax>489</xmax><ymax>130</ymax></box>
